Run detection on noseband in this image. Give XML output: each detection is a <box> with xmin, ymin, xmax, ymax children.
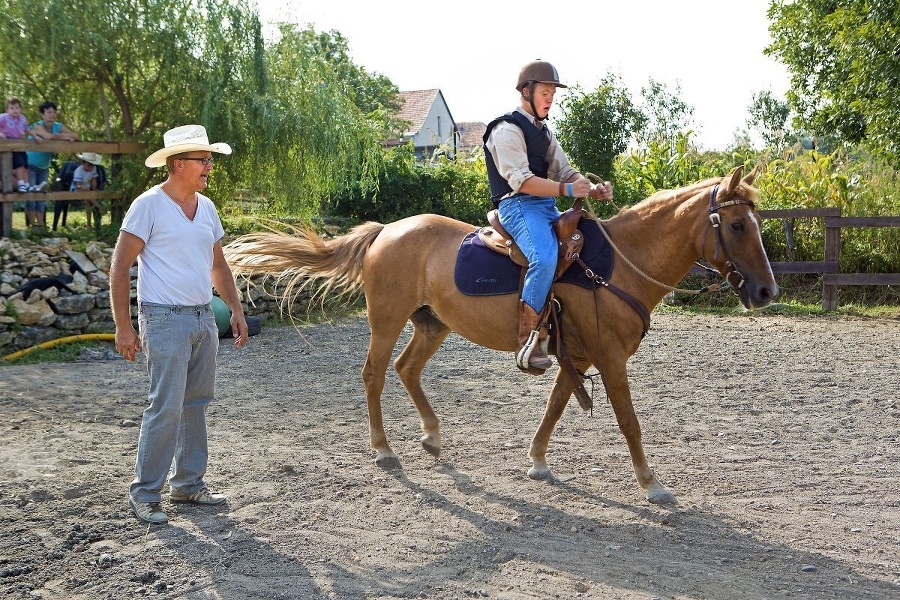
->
<box><xmin>704</xmin><ymin>185</ymin><xmax>755</xmax><ymax>295</ymax></box>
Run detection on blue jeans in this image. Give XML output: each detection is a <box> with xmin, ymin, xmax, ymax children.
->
<box><xmin>130</xmin><ymin>302</ymin><xmax>219</xmax><ymax>503</ymax></box>
<box><xmin>25</xmin><ymin>165</ymin><xmax>49</xmax><ymax>212</ymax></box>
<box><xmin>497</xmin><ymin>194</ymin><xmax>561</xmax><ymax>313</ymax></box>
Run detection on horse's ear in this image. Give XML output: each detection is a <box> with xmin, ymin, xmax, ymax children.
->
<box><xmin>742</xmin><ymin>163</ymin><xmax>760</xmax><ymax>186</ymax></box>
<box><xmin>724</xmin><ymin>165</ymin><xmax>745</xmax><ymax>194</ymax></box>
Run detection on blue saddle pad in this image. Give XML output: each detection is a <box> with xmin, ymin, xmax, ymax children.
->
<box><xmin>454</xmin><ymin>218</ymin><xmax>614</xmax><ymax>296</ymax></box>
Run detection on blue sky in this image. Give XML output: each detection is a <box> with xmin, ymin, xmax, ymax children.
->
<box><xmin>258</xmin><ymin>0</ymin><xmax>790</xmax><ymax>150</ymax></box>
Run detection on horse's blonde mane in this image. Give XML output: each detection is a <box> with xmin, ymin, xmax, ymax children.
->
<box><xmin>598</xmin><ymin>174</ymin><xmax>757</xmax><ymax>224</ymax></box>
<box><xmin>641</xmin><ymin>177</ymin><xmax>720</xmax><ymax>206</ymax></box>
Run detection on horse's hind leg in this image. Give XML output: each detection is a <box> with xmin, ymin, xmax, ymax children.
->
<box><xmin>394</xmin><ymin>307</ymin><xmax>451</xmax><ymax>458</ymax></box>
<box><xmin>362</xmin><ymin>315</ymin><xmax>410</xmax><ymax>468</ymax></box>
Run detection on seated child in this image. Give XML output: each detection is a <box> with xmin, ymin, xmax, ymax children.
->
<box><xmin>71</xmin><ymin>152</ymin><xmax>103</xmax><ymax>229</ymax></box>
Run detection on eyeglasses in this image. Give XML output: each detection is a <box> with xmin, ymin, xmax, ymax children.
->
<box><xmin>180</xmin><ymin>157</ymin><xmax>215</xmax><ymax>166</ymax></box>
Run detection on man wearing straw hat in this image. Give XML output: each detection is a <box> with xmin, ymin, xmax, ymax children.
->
<box><xmin>109</xmin><ymin>124</ymin><xmax>249</xmax><ymax>525</ymax></box>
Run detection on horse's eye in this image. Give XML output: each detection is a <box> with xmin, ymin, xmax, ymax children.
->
<box><xmin>731</xmin><ymin>221</ymin><xmax>745</xmax><ymax>232</ymax></box>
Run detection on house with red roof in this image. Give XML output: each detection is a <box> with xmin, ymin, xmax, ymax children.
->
<box><xmin>387</xmin><ymin>89</ymin><xmax>457</xmax><ymax>159</ymax></box>
<box><xmin>386</xmin><ymin>89</ymin><xmax>486</xmax><ymax>160</ymax></box>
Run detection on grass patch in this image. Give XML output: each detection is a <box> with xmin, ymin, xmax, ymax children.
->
<box><xmin>657</xmin><ymin>298</ymin><xmax>900</xmax><ymax>319</ymax></box>
<box><xmin>1</xmin><ymin>340</ymin><xmax>111</xmax><ymax>365</ymax></box>
<box><xmin>7</xmin><ymin>206</ymin><xmax>120</xmax><ymax>246</ymax></box>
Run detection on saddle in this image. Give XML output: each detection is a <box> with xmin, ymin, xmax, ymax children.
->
<box><xmin>476</xmin><ymin>199</ymin><xmax>594</xmax><ymax>411</ymax></box>
<box><xmin>479</xmin><ymin>198</ymin><xmax>586</xmax><ymax>279</ymax></box>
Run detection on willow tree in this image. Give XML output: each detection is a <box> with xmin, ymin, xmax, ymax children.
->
<box><xmin>0</xmin><ymin>0</ymin><xmax>393</xmax><ymax>219</ymax></box>
<box><xmin>247</xmin><ymin>23</ymin><xmax>400</xmax><ymax>217</ymax></box>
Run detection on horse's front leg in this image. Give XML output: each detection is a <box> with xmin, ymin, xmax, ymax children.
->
<box><xmin>528</xmin><ymin>369</ymin><xmax>579</xmax><ymax>481</ymax></box>
<box><xmin>602</xmin><ymin>360</ymin><xmax>675</xmax><ymax>505</ymax></box>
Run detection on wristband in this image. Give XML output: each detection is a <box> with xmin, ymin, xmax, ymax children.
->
<box><xmin>566</xmin><ymin>182</ymin><xmax>573</xmax><ymax>198</ymax></box>
<box><xmin>558</xmin><ymin>182</ymin><xmax>564</xmax><ymax>197</ymax></box>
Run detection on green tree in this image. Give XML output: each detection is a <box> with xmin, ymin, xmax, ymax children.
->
<box><xmin>745</xmin><ymin>90</ymin><xmax>792</xmax><ymax>151</ymax></box>
<box><xmin>555</xmin><ymin>75</ymin><xmax>645</xmax><ymax>181</ymax></box>
<box><xmin>766</xmin><ymin>0</ymin><xmax>900</xmax><ymax>165</ymax></box>
<box><xmin>0</xmin><ymin>1</ymin><xmax>393</xmax><ymax>220</ymax></box>
<box><xmin>635</xmin><ymin>78</ymin><xmax>694</xmax><ymax>147</ymax></box>
<box><xmin>239</xmin><ymin>22</ymin><xmax>396</xmax><ymax>217</ymax></box>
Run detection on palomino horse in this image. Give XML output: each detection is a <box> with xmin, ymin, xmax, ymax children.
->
<box><xmin>224</xmin><ymin>165</ymin><xmax>777</xmax><ymax>504</ymax></box>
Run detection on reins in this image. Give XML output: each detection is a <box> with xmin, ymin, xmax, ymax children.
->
<box><xmin>580</xmin><ymin>183</ymin><xmax>752</xmax><ymax>298</ymax></box>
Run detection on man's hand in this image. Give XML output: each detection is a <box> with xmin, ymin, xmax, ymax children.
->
<box><xmin>230</xmin><ymin>313</ymin><xmax>250</xmax><ymax>348</ymax></box>
<box><xmin>590</xmin><ymin>181</ymin><xmax>614</xmax><ymax>201</ymax></box>
<box><xmin>115</xmin><ymin>325</ymin><xmax>141</xmax><ymax>362</ymax></box>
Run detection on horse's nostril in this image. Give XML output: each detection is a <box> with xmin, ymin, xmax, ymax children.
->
<box><xmin>760</xmin><ymin>287</ymin><xmax>780</xmax><ymax>301</ymax></box>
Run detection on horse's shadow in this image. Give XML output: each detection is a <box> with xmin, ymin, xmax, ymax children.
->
<box><xmin>362</xmin><ymin>460</ymin><xmax>894</xmax><ymax>599</ymax></box>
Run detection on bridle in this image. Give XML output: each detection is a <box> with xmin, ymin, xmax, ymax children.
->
<box><xmin>573</xmin><ymin>182</ymin><xmax>757</xmax><ymax>334</ymax></box>
<box><xmin>702</xmin><ymin>184</ymin><xmax>756</xmax><ymax>297</ymax></box>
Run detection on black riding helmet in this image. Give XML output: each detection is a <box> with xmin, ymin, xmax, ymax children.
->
<box><xmin>516</xmin><ymin>60</ymin><xmax>567</xmax><ymax>121</ymax></box>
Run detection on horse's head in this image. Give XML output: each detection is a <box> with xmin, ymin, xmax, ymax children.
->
<box><xmin>703</xmin><ymin>165</ymin><xmax>779</xmax><ymax>309</ymax></box>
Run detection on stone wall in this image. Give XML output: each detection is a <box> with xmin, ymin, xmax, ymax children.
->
<box><xmin>0</xmin><ymin>237</ymin><xmax>278</xmax><ymax>355</ymax></box>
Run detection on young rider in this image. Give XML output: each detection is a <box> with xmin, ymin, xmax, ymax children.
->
<box><xmin>483</xmin><ymin>60</ymin><xmax>613</xmax><ymax>372</ymax></box>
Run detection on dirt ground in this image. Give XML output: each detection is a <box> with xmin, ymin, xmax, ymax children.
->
<box><xmin>1</xmin><ymin>310</ymin><xmax>898</xmax><ymax>599</ymax></box>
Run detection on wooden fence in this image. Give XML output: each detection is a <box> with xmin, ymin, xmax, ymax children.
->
<box><xmin>0</xmin><ymin>139</ymin><xmax>145</xmax><ymax>237</ymax></box>
<box><xmin>756</xmin><ymin>208</ymin><xmax>900</xmax><ymax>310</ymax></box>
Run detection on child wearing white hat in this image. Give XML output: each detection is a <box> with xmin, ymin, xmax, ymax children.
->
<box><xmin>71</xmin><ymin>152</ymin><xmax>103</xmax><ymax>229</ymax></box>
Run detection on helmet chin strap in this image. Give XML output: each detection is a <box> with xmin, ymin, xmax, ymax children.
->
<box><xmin>524</xmin><ymin>84</ymin><xmax>547</xmax><ymax>121</ymax></box>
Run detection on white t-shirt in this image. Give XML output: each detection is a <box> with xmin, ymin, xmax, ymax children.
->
<box><xmin>71</xmin><ymin>165</ymin><xmax>99</xmax><ymax>190</ymax></box>
<box><xmin>121</xmin><ymin>184</ymin><xmax>225</xmax><ymax>306</ymax></box>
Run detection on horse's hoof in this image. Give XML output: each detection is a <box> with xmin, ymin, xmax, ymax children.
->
<box><xmin>527</xmin><ymin>465</ymin><xmax>552</xmax><ymax>481</ymax></box>
<box><xmin>421</xmin><ymin>434</ymin><xmax>441</xmax><ymax>458</ymax></box>
<box><xmin>375</xmin><ymin>452</ymin><xmax>401</xmax><ymax>469</ymax></box>
<box><xmin>422</xmin><ymin>442</ymin><xmax>440</xmax><ymax>458</ymax></box>
<box><xmin>646</xmin><ymin>487</ymin><xmax>676</xmax><ymax>505</ymax></box>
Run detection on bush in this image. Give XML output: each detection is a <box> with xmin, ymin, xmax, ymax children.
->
<box><xmin>327</xmin><ymin>144</ymin><xmax>490</xmax><ymax>225</ymax></box>
<box><xmin>756</xmin><ymin>147</ymin><xmax>900</xmax><ymax>274</ymax></box>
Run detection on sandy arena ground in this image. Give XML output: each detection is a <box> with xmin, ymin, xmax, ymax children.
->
<box><xmin>1</xmin><ymin>310</ymin><xmax>898</xmax><ymax>599</ymax></box>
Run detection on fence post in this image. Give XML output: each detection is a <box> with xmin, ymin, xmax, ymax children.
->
<box><xmin>1</xmin><ymin>152</ymin><xmax>13</xmax><ymax>237</ymax></box>
<box><xmin>822</xmin><ymin>218</ymin><xmax>841</xmax><ymax>310</ymax></box>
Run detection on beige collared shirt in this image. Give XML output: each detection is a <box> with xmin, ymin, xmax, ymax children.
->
<box><xmin>484</xmin><ymin>107</ymin><xmax>579</xmax><ymax>200</ymax></box>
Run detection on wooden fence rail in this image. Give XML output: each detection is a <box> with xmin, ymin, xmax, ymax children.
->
<box><xmin>755</xmin><ymin>208</ymin><xmax>899</xmax><ymax>310</ymax></box>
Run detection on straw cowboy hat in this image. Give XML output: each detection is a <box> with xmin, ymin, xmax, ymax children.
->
<box><xmin>144</xmin><ymin>124</ymin><xmax>232</xmax><ymax>168</ymax></box>
<box><xmin>77</xmin><ymin>152</ymin><xmax>103</xmax><ymax>166</ymax></box>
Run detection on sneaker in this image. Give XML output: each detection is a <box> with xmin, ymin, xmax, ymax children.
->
<box><xmin>129</xmin><ymin>497</ymin><xmax>168</xmax><ymax>524</ymax></box>
<box><xmin>33</xmin><ymin>181</ymin><xmax>48</xmax><ymax>192</ymax></box>
<box><xmin>170</xmin><ymin>487</ymin><xmax>226</xmax><ymax>505</ymax></box>
<box><xmin>17</xmin><ymin>182</ymin><xmax>28</xmax><ymax>193</ymax></box>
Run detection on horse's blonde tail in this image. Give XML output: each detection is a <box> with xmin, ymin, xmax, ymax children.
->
<box><xmin>224</xmin><ymin>221</ymin><xmax>385</xmax><ymax>317</ymax></box>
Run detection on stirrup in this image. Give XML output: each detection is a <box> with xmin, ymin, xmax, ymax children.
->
<box><xmin>516</xmin><ymin>329</ymin><xmax>552</xmax><ymax>370</ymax></box>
